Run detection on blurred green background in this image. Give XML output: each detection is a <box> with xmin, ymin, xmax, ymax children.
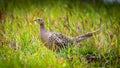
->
<box><xmin>0</xmin><ymin>0</ymin><xmax>120</xmax><ymax>68</ymax></box>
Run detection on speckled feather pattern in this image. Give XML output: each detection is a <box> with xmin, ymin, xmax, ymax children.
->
<box><xmin>34</xmin><ymin>18</ymin><xmax>101</xmax><ymax>51</ymax></box>
<box><xmin>47</xmin><ymin>32</ymin><xmax>73</xmax><ymax>50</ymax></box>
<box><xmin>46</xmin><ymin>29</ymin><xmax>99</xmax><ymax>50</ymax></box>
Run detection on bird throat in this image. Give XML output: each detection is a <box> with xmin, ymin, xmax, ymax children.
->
<box><xmin>40</xmin><ymin>23</ymin><xmax>48</xmax><ymax>33</ymax></box>
<box><xmin>40</xmin><ymin>23</ymin><xmax>45</xmax><ymax>29</ymax></box>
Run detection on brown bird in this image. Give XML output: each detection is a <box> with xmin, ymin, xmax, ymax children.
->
<box><xmin>34</xmin><ymin>18</ymin><xmax>101</xmax><ymax>51</ymax></box>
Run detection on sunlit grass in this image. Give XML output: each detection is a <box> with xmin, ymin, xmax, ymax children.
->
<box><xmin>0</xmin><ymin>0</ymin><xmax>119</xmax><ymax>68</ymax></box>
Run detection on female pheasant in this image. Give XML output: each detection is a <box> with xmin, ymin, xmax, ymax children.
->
<box><xmin>34</xmin><ymin>18</ymin><xmax>101</xmax><ymax>50</ymax></box>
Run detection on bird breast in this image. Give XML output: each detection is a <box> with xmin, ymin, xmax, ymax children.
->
<box><xmin>40</xmin><ymin>30</ymin><xmax>52</xmax><ymax>43</ymax></box>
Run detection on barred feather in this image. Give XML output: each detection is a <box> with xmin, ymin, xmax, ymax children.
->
<box><xmin>34</xmin><ymin>18</ymin><xmax>101</xmax><ymax>51</ymax></box>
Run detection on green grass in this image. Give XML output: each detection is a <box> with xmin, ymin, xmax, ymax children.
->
<box><xmin>0</xmin><ymin>0</ymin><xmax>120</xmax><ymax>68</ymax></box>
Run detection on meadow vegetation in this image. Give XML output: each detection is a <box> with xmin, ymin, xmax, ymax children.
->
<box><xmin>0</xmin><ymin>0</ymin><xmax>119</xmax><ymax>68</ymax></box>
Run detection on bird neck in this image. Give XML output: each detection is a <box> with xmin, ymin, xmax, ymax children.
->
<box><xmin>40</xmin><ymin>23</ymin><xmax>47</xmax><ymax>32</ymax></box>
<box><xmin>40</xmin><ymin>23</ymin><xmax>45</xmax><ymax>29</ymax></box>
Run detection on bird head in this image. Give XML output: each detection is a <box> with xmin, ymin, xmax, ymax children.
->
<box><xmin>34</xmin><ymin>18</ymin><xmax>44</xmax><ymax>25</ymax></box>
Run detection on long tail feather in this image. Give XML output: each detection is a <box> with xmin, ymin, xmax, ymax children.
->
<box><xmin>74</xmin><ymin>29</ymin><xmax>100</xmax><ymax>42</ymax></box>
<box><xmin>73</xmin><ymin>18</ymin><xmax>102</xmax><ymax>42</ymax></box>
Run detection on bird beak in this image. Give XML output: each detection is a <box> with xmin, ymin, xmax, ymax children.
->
<box><xmin>34</xmin><ymin>19</ymin><xmax>37</xmax><ymax>21</ymax></box>
<box><xmin>34</xmin><ymin>19</ymin><xmax>37</xmax><ymax>24</ymax></box>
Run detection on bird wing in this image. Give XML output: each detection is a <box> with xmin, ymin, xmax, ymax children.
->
<box><xmin>48</xmin><ymin>32</ymin><xmax>73</xmax><ymax>49</ymax></box>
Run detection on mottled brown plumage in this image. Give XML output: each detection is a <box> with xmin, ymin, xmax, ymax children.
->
<box><xmin>34</xmin><ymin>18</ymin><xmax>101</xmax><ymax>50</ymax></box>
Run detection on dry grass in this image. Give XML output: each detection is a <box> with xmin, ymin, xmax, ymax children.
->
<box><xmin>0</xmin><ymin>0</ymin><xmax>119</xmax><ymax>68</ymax></box>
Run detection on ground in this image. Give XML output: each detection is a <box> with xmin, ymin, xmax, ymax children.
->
<box><xmin>0</xmin><ymin>0</ymin><xmax>119</xmax><ymax>68</ymax></box>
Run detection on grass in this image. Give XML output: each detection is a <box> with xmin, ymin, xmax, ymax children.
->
<box><xmin>0</xmin><ymin>0</ymin><xmax>120</xmax><ymax>68</ymax></box>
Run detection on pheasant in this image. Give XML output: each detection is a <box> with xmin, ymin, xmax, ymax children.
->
<box><xmin>34</xmin><ymin>18</ymin><xmax>101</xmax><ymax>50</ymax></box>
